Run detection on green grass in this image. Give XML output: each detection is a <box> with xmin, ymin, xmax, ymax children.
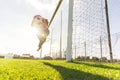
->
<box><xmin>0</xmin><ymin>59</ymin><xmax>120</xmax><ymax>80</ymax></box>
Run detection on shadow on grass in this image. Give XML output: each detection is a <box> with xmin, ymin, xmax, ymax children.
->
<box><xmin>43</xmin><ymin>62</ymin><xmax>111</xmax><ymax>80</ymax></box>
<box><xmin>73</xmin><ymin>61</ymin><xmax>120</xmax><ymax>70</ymax></box>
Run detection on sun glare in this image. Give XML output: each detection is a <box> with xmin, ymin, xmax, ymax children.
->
<box><xmin>30</xmin><ymin>27</ymin><xmax>38</xmax><ymax>35</ymax></box>
<box><xmin>25</xmin><ymin>0</ymin><xmax>58</xmax><ymax>11</ymax></box>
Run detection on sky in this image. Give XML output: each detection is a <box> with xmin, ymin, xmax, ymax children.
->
<box><xmin>108</xmin><ymin>0</ymin><xmax>120</xmax><ymax>34</ymax></box>
<box><xmin>0</xmin><ymin>0</ymin><xmax>58</xmax><ymax>57</ymax></box>
<box><xmin>0</xmin><ymin>0</ymin><xmax>68</xmax><ymax>57</ymax></box>
<box><xmin>0</xmin><ymin>0</ymin><xmax>120</xmax><ymax>58</ymax></box>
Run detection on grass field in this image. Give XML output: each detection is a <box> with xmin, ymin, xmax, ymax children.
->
<box><xmin>0</xmin><ymin>59</ymin><xmax>120</xmax><ymax>80</ymax></box>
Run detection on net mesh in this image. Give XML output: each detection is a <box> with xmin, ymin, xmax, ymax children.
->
<box><xmin>49</xmin><ymin>0</ymin><xmax>120</xmax><ymax>59</ymax></box>
<box><xmin>72</xmin><ymin>0</ymin><xmax>109</xmax><ymax>59</ymax></box>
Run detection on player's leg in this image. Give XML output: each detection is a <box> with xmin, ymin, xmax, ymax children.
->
<box><xmin>36</xmin><ymin>30</ymin><xmax>49</xmax><ymax>51</ymax></box>
<box><xmin>37</xmin><ymin>37</ymin><xmax>46</xmax><ymax>51</ymax></box>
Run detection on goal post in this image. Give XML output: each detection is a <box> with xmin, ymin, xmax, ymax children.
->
<box><xmin>66</xmin><ymin>0</ymin><xmax>73</xmax><ymax>62</ymax></box>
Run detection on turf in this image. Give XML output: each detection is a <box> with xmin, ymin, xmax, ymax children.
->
<box><xmin>0</xmin><ymin>59</ymin><xmax>120</xmax><ymax>80</ymax></box>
